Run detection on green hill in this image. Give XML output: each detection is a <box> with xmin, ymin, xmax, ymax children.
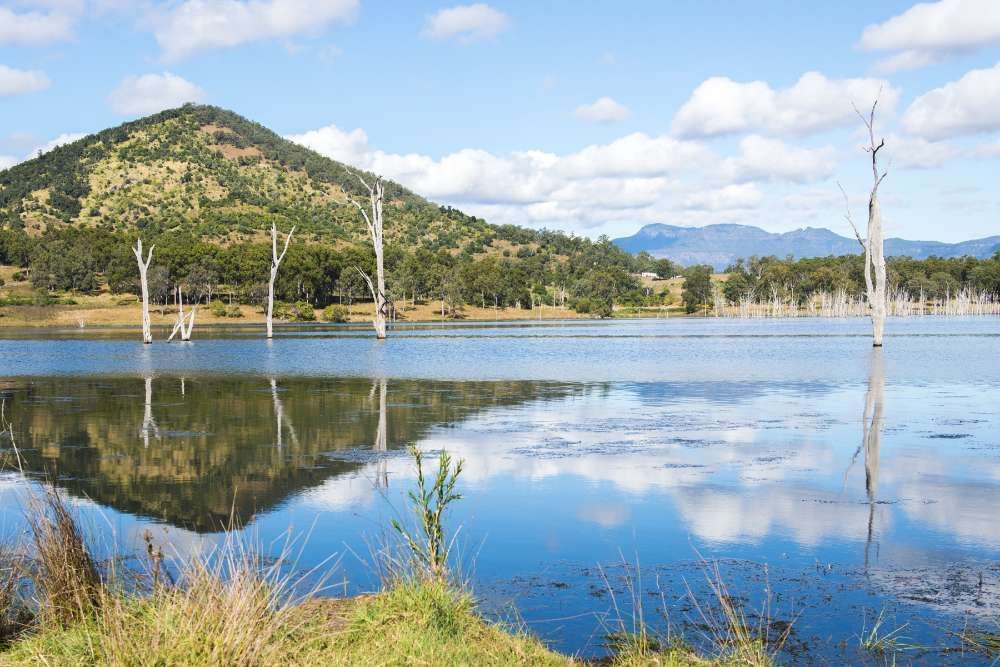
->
<box><xmin>0</xmin><ymin>104</ymin><xmax>490</xmax><ymax>251</ymax></box>
<box><xmin>0</xmin><ymin>105</ymin><xmax>656</xmax><ymax>317</ymax></box>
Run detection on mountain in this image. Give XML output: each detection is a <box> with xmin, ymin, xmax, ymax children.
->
<box><xmin>0</xmin><ymin>104</ymin><xmax>492</xmax><ymax>250</ymax></box>
<box><xmin>614</xmin><ymin>223</ymin><xmax>1000</xmax><ymax>270</ymax></box>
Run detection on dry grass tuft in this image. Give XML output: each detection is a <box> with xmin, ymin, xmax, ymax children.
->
<box><xmin>25</xmin><ymin>487</ymin><xmax>101</xmax><ymax>627</ymax></box>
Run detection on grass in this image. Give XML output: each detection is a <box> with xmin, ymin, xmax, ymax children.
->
<box><xmin>599</xmin><ymin>556</ymin><xmax>786</xmax><ymax>667</ymax></box>
<box><xmin>857</xmin><ymin>608</ymin><xmax>911</xmax><ymax>656</ymax></box>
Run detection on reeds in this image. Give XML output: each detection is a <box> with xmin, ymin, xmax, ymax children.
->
<box><xmin>24</xmin><ymin>487</ymin><xmax>102</xmax><ymax>627</ymax></box>
<box><xmin>723</xmin><ymin>288</ymin><xmax>1000</xmax><ymax>318</ymax></box>
<box><xmin>599</xmin><ymin>556</ymin><xmax>791</xmax><ymax>666</ymax></box>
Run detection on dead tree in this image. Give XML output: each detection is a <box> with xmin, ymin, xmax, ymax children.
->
<box><xmin>167</xmin><ymin>285</ymin><xmax>197</xmax><ymax>342</ymax></box>
<box><xmin>841</xmin><ymin>95</ymin><xmax>889</xmax><ymax>346</ymax></box>
<box><xmin>132</xmin><ymin>239</ymin><xmax>155</xmax><ymax>344</ymax></box>
<box><xmin>349</xmin><ymin>174</ymin><xmax>388</xmax><ymax>340</ymax></box>
<box><xmin>267</xmin><ymin>223</ymin><xmax>295</xmax><ymax>339</ymax></box>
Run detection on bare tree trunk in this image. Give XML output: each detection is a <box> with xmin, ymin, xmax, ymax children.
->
<box><xmin>167</xmin><ymin>286</ymin><xmax>198</xmax><ymax>342</ymax></box>
<box><xmin>132</xmin><ymin>239</ymin><xmax>155</xmax><ymax>344</ymax></box>
<box><xmin>267</xmin><ymin>223</ymin><xmax>295</xmax><ymax>339</ymax></box>
<box><xmin>842</xmin><ymin>96</ymin><xmax>889</xmax><ymax>347</ymax></box>
<box><xmin>350</xmin><ymin>174</ymin><xmax>388</xmax><ymax>339</ymax></box>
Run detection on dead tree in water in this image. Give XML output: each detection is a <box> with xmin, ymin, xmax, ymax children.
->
<box><xmin>267</xmin><ymin>223</ymin><xmax>295</xmax><ymax>339</ymax></box>
<box><xmin>841</xmin><ymin>95</ymin><xmax>889</xmax><ymax>346</ymax></box>
<box><xmin>167</xmin><ymin>285</ymin><xmax>197</xmax><ymax>342</ymax></box>
<box><xmin>132</xmin><ymin>239</ymin><xmax>155</xmax><ymax>344</ymax></box>
<box><xmin>349</xmin><ymin>174</ymin><xmax>388</xmax><ymax>339</ymax></box>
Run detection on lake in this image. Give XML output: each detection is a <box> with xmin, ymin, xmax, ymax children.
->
<box><xmin>1</xmin><ymin>317</ymin><xmax>998</xmax><ymax>663</ymax></box>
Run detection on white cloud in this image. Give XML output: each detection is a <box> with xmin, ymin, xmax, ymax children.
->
<box><xmin>869</xmin><ymin>50</ymin><xmax>942</xmax><ymax>75</ymax></box>
<box><xmin>289</xmin><ymin>124</ymin><xmax>731</xmax><ymax>231</ymax></box>
<box><xmin>682</xmin><ymin>183</ymin><xmax>763</xmax><ymax>211</ymax></box>
<box><xmin>153</xmin><ymin>0</ymin><xmax>358</xmax><ymax>62</ymax></box>
<box><xmin>107</xmin><ymin>72</ymin><xmax>206</xmax><ymax>116</ymax></box>
<box><xmin>885</xmin><ymin>133</ymin><xmax>961</xmax><ymax>169</ymax></box>
<box><xmin>0</xmin><ymin>6</ymin><xmax>73</xmax><ymax>45</ymax></box>
<box><xmin>720</xmin><ymin>135</ymin><xmax>837</xmax><ymax>184</ymax></box>
<box><xmin>672</xmin><ymin>71</ymin><xmax>899</xmax><ymax>138</ymax></box>
<box><xmin>0</xmin><ymin>65</ymin><xmax>50</xmax><ymax>97</ymax></box>
<box><xmin>26</xmin><ymin>132</ymin><xmax>85</xmax><ymax>158</ymax></box>
<box><xmin>901</xmin><ymin>62</ymin><xmax>1000</xmax><ymax>139</ymax></box>
<box><xmin>860</xmin><ymin>0</ymin><xmax>1000</xmax><ymax>72</ymax></box>
<box><xmin>0</xmin><ymin>156</ymin><xmax>17</xmax><ymax>171</ymax></box>
<box><xmin>422</xmin><ymin>3</ymin><xmax>509</xmax><ymax>43</ymax></box>
<box><xmin>574</xmin><ymin>96</ymin><xmax>630</xmax><ymax>123</ymax></box>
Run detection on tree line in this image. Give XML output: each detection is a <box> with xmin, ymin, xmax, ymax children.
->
<box><xmin>0</xmin><ymin>226</ymin><xmax>677</xmax><ymax>317</ymax></box>
<box><xmin>681</xmin><ymin>252</ymin><xmax>1000</xmax><ymax>313</ymax></box>
<box><xmin>4</xmin><ymin>227</ymin><xmax>997</xmax><ymax>317</ymax></box>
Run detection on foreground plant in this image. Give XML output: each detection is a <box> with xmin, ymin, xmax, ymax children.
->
<box><xmin>390</xmin><ymin>446</ymin><xmax>464</xmax><ymax>580</ymax></box>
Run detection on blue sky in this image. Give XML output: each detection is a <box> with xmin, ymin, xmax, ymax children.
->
<box><xmin>2</xmin><ymin>0</ymin><xmax>1000</xmax><ymax>242</ymax></box>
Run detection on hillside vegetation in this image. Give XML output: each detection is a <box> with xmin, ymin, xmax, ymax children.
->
<box><xmin>0</xmin><ymin>105</ymin><xmax>668</xmax><ymax>317</ymax></box>
<box><xmin>0</xmin><ymin>104</ymin><xmax>492</xmax><ymax>250</ymax></box>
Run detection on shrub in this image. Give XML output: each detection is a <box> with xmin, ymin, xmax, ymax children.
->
<box><xmin>573</xmin><ymin>297</ymin><xmax>592</xmax><ymax>314</ymax></box>
<box><xmin>293</xmin><ymin>301</ymin><xmax>315</xmax><ymax>321</ymax></box>
<box><xmin>322</xmin><ymin>304</ymin><xmax>349</xmax><ymax>323</ymax></box>
<box><xmin>209</xmin><ymin>300</ymin><xmax>227</xmax><ymax>317</ymax></box>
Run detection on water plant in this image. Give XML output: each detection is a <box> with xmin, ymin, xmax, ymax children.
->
<box><xmin>857</xmin><ymin>607</ymin><xmax>910</xmax><ymax>655</ymax></box>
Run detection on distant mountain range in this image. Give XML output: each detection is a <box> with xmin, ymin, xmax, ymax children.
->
<box><xmin>613</xmin><ymin>223</ymin><xmax>1000</xmax><ymax>270</ymax></box>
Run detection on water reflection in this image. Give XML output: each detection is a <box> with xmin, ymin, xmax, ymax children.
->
<box><xmin>0</xmin><ymin>377</ymin><xmax>577</xmax><ymax>531</ymax></box>
<box><xmin>862</xmin><ymin>349</ymin><xmax>884</xmax><ymax>569</ymax></box>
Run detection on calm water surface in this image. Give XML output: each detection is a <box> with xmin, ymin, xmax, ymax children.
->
<box><xmin>1</xmin><ymin>317</ymin><xmax>998</xmax><ymax>663</ymax></box>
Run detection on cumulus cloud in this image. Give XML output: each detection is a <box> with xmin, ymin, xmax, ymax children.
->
<box><xmin>860</xmin><ymin>0</ymin><xmax>1000</xmax><ymax>72</ymax></box>
<box><xmin>720</xmin><ymin>135</ymin><xmax>837</xmax><ymax>184</ymax></box>
<box><xmin>108</xmin><ymin>72</ymin><xmax>206</xmax><ymax>116</ymax></box>
<box><xmin>682</xmin><ymin>183</ymin><xmax>763</xmax><ymax>211</ymax></box>
<box><xmin>288</xmin><ymin>123</ymin><xmax>733</xmax><ymax>231</ymax></box>
<box><xmin>0</xmin><ymin>156</ymin><xmax>17</xmax><ymax>171</ymax></box>
<box><xmin>153</xmin><ymin>0</ymin><xmax>358</xmax><ymax>62</ymax></box>
<box><xmin>0</xmin><ymin>6</ymin><xmax>73</xmax><ymax>45</ymax></box>
<box><xmin>885</xmin><ymin>133</ymin><xmax>961</xmax><ymax>169</ymax></box>
<box><xmin>672</xmin><ymin>71</ymin><xmax>898</xmax><ymax>138</ymax></box>
<box><xmin>574</xmin><ymin>96</ymin><xmax>630</xmax><ymax>123</ymax></box>
<box><xmin>27</xmin><ymin>132</ymin><xmax>85</xmax><ymax>158</ymax></box>
<box><xmin>0</xmin><ymin>65</ymin><xmax>50</xmax><ymax>97</ymax></box>
<box><xmin>901</xmin><ymin>62</ymin><xmax>1000</xmax><ymax>139</ymax></box>
<box><xmin>422</xmin><ymin>3</ymin><xmax>509</xmax><ymax>43</ymax></box>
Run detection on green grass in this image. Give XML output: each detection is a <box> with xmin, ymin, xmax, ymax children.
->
<box><xmin>0</xmin><ymin>578</ymin><xmax>575</xmax><ymax>667</ymax></box>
